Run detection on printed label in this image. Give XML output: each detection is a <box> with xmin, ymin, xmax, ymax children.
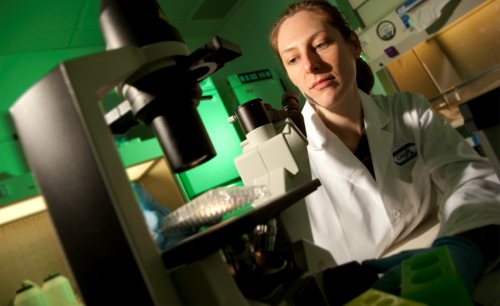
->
<box><xmin>393</xmin><ymin>143</ymin><xmax>417</xmax><ymax>165</ymax></box>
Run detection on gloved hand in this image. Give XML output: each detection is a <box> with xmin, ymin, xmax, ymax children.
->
<box><xmin>132</xmin><ymin>183</ymin><xmax>189</xmax><ymax>250</ymax></box>
<box><xmin>361</xmin><ymin>236</ymin><xmax>485</xmax><ymax>295</ymax></box>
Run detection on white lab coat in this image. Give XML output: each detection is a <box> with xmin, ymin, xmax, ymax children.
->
<box><xmin>303</xmin><ymin>89</ymin><xmax>500</xmax><ymax>266</ymax></box>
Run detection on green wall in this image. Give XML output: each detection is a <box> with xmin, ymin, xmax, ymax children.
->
<box><xmin>0</xmin><ymin>34</ymin><xmax>231</xmax><ymax>180</ymax></box>
<box><xmin>0</xmin><ymin>0</ymin><xmax>366</xmax><ymax>204</ymax></box>
<box><xmin>0</xmin><ymin>38</ymin><xmax>240</xmax><ymax>204</ymax></box>
<box><xmin>0</xmin><ymin>47</ymin><xmax>105</xmax><ymax>179</ymax></box>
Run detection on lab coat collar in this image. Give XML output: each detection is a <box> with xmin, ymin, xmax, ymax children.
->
<box><xmin>302</xmin><ymin>101</ymin><xmax>327</xmax><ymax>151</ymax></box>
<box><xmin>359</xmin><ymin>89</ymin><xmax>390</xmax><ymax>129</ymax></box>
<box><xmin>302</xmin><ymin>89</ymin><xmax>393</xmax><ymax>187</ymax></box>
<box><xmin>359</xmin><ymin>89</ymin><xmax>393</xmax><ymax>184</ymax></box>
<box><xmin>302</xmin><ymin>90</ymin><xmax>392</xmax><ymax>148</ymax></box>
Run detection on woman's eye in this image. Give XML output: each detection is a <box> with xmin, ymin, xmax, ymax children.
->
<box><xmin>315</xmin><ymin>43</ymin><xmax>326</xmax><ymax>50</ymax></box>
<box><xmin>288</xmin><ymin>58</ymin><xmax>298</xmax><ymax>65</ymax></box>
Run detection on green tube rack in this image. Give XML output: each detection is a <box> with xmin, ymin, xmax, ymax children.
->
<box><xmin>401</xmin><ymin>246</ymin><xmax>473</xmax><ymax>306</ymax></box>
<box><xmin>344</xmin><ymin>288</ymin><xmax>427</xmax><ymax>306</ymax></box>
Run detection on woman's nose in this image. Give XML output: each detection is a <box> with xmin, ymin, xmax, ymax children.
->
<box><xmin>304</xmin><ymin>51</ymin><xmax>320</xmax><ymax>74</ymax></box>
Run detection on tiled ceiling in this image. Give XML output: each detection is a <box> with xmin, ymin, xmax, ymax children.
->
<box><xmin>0</xmin><ymin>0</ymin><xmax>245</xmax><ymax>56</ymax></box>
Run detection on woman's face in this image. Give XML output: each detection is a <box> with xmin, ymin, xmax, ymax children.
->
<box><xmin>277</xmin><ymin>11</ymin><xmax>360</xmax><ymax>110</ymax></box>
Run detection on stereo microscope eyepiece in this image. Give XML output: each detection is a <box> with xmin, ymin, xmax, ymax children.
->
<box><xmin>281</xmin><ymin>91</ymin><xmax>300</xmax><ymax>113</ymax></box>
<box><xmin>234</xmin><ymin>99</ymin><xmax>273</xmax><ymax>135</ymax></box>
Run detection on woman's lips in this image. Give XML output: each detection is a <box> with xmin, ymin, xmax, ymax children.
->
<box><xmin>311</xmin><ymin>77</ymin><xmax>334</xmax><ymax>90</ymax></box>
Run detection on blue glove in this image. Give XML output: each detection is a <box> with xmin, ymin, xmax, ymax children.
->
<box><xmin>362</xmin><ymin>236</ymin><xmax>485</xmax><ymax>295</ymax></box>
<box><xmin>132</xmin><ymin>183</ymin><xmax>189</xmax><ymax>250</ymax></box>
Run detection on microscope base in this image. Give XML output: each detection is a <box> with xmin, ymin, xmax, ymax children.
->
<box><xmin>170</xmin><ymin>252</ymin><xmax>249</xmax><ymax>306</ymax></box>
<box><xmin>235</xmin><ymin>239</ymin><xmax>337</xmax><ymax>305</ymax></box>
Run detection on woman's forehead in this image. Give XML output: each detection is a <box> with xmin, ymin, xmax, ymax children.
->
<box><xmin>277</xmin><ymin>11</ymin><xmax>337</xmax><ymax>52</ymax></box>
<box><xmin>281</xmin><ymin>11</ymin><xmax>323</xmax><ymax>34</ymax></box>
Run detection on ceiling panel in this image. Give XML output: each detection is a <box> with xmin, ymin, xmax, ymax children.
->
<box><xmin>70</xmin><ymin>29</ymin><xmax>105</xmax><ymax>49</ymax></box>
<box><xmin>0</xmin><ymin>32</ymin><xmax>73</xmax><ymax>56</ymax></box>
<box><xmin>158</xmin><ymin>0</ymin><xmax>201</xmax><ymax>21</ymax></box>
<box><xmin>0</xmin><ymin>0</ymin><xmax>249</xmax><ymax>56</ymax></box>
<box><xmin>169</xmin><ymin>20</ymin><xmax>186</xmax><ymax>29</ymax></box>
<box><xmin>178</xmin><ymin>20</ymin><xmax>225</xmax><ymax>37</ymax></box>
<box><xmin>191</xmin><ymin>0</ymin><xmax>239</xmax><ymax>20</ymax></box>
<box><xmin>79</xmin><ymin>0</ymin><xmax>101</xmax><ymax>29</ymax></box>
<box><xmin>0</xmin><ymin>0</ymin><xmax>84</xmax><ymax>34</ymax></box>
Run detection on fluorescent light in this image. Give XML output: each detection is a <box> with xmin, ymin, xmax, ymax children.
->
<box><xmin>0</xmin><ymin>196</ymin><xmax>47</xmax><ymax>226</ymax></box>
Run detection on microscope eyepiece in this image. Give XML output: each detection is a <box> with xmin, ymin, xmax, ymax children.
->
<box><xmin>235</xmin><ymin>99</ymin><xmax>272</xmax><ymax>135</ymax></box>
<box><xmin>281</xmin><ymin>91</ymin><xmax>300</xmax><ymax>113</ymax></box>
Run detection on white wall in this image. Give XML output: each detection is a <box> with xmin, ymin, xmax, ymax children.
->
<box><xmin>359</xmin><ymin>0</ymin><xmax>486</xmax><ymax>73</ymax></box>
<box><xmin>357</xmin><ymin>0</ymin><xmax>407</xmax><ymax>30</ymax></box>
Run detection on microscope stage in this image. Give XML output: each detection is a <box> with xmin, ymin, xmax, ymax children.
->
<box><xmin>161</xmin><ymin>179</ymin><xmax>321</xmax><ymax>270</ymax></box>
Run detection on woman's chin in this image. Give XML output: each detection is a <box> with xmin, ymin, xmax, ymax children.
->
<box><xmin>309</xmin><ymin>91</ymin><xmax>339</xmax><ymax>109</ymax></box>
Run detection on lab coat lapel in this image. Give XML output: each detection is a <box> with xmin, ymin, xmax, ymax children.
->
<box><xmin>303</xmin><ymin>100</ymin><xmax>379</xmax><ymax>195</ymax></box>
<box><xmin>360</xmin><ymin>90</ymin><xmax>393</xmax><ymax>186</ymax></box>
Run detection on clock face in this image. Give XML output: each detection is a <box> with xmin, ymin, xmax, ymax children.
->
<box><xmin>377</xmin><ymin>21</ymin><xmax>396</xmax><ymax>40</ymax></box>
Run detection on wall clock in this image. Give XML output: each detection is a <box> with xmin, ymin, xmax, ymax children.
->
<box><xmin>377</xmin><ymin>21</ymin><xmax>396</xmax><ymax>40</ymax></box>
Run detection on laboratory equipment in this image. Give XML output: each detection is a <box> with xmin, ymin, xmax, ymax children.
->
<box><xmin>42</xmin><ymin>274</ymin><xmax>79</xmax><ymax>306</ymax></box>
<box><xmin>322</xmin><ymin>261</ymin><xmax>379</xmax><ymax>305</ymax></box>
<box><xmin>232</xmin><ymin>93</ymin><xmax>313</xmax><ymax>244</ymax></box>
<box><xmin>344</xmin><ymin>289</ymin><xmax>427</xmax><ymax>306</ymax></box>
<box><xmin>175</xmin><ymin>79</ymin><xmax>243</xmax><ymax>199</ymax></box>
<box><xmin>111</xmin><ymin>77</ymin><xmax>244</xmax><ymax>200</ymax></box>
<box><xmin>9</xmin><ymin>0</ymin><xmax>323</xmax><ymax>305</ymax></box>
<box><xmin>221</xmin><ymin>69</ymin><xmax>286</xmax><ymax>140</ymax></box>
<box><xmin>225</xmin><ymin>93</ymin><xmax>339</xmax><ymax>304</ymax></box>
<box><xmin>99</xmin><ymin>0</ymin><xmax>241</xmax><ymax>173</ymax></box>
<box><xmin>159</xmin><ymin>185</ymin><xmax>270</xmax><ymax>234</ymax></box>
<box><xmin>11</xmin><ymin>277</ymin><xmax>80</xmax><ymax>306</ymax></box>
<box><xmin>459</xmin><ymin>87</ymin><xmax>500</xmax><ymax>179</ymax></box>
<box><xmin>402</xmin><ymin>247</ymin><xmax>473</xmax><ymax>305</ymax></box>
<box><xmin>13</xmin><ymin>283</ymin><xmax>48</xmax><ymax>306</ymax></box>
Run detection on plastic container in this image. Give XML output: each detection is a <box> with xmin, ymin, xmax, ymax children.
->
<box><xmin>160</xmin><ymin>185</ymin><xmax>269</xmax><ymax>234</ymax></box>
<box><xmin>13</xmin><ymin>282</ymin><xmax>48</xmax><ymax>306</ymax></box>
<box><xmin>401</xmin><ymin>247</ymin><xmax>473</xmax><ymax>306</ymax></box>
<box><xmin>42</xmin><ymin>274</ymin><xmax>78</xmax><ymax>306</ymax></box>
<box><xmin>344</xmin><ymin>288</ymin><xmax>427</xmax><ymax>306</ymax></box>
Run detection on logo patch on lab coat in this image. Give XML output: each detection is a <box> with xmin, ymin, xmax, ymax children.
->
<box><xmin>393</xmin><ymin>143</ymin><xmax>417</xmax><ymax>165</ymax></box>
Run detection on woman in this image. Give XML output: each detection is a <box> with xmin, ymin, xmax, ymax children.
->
<box><xmin>269</xmin><ymin>0</ymin><xmax>500</xmax><ymax>300</ymax></box>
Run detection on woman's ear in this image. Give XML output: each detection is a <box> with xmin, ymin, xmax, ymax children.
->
<box><xmin>349</xmin><ymin>32</ymin><xmax>362</xmax><ymax>58</ymax></box>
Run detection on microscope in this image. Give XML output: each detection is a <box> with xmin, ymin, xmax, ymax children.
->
<box><xmin>218</xmin><ymin>94</ymin><xmax>339</xmax><ymax>304</ymax></box>
<box><xmin>9</xmin><ymin>0</ymin><xmax>331</xmax><ymax>305</ymax></box>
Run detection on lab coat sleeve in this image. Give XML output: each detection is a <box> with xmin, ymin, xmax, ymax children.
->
<box><xmin>415</xmin><ymin>94</ymin><xmax>500</xmax><ymax>238</ymax></box>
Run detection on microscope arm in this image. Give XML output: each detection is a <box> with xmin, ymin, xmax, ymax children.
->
<box><xmin>11</xmin><ymin>43</ymin><xmax>187</xmax><ymax>305</ymax></box>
